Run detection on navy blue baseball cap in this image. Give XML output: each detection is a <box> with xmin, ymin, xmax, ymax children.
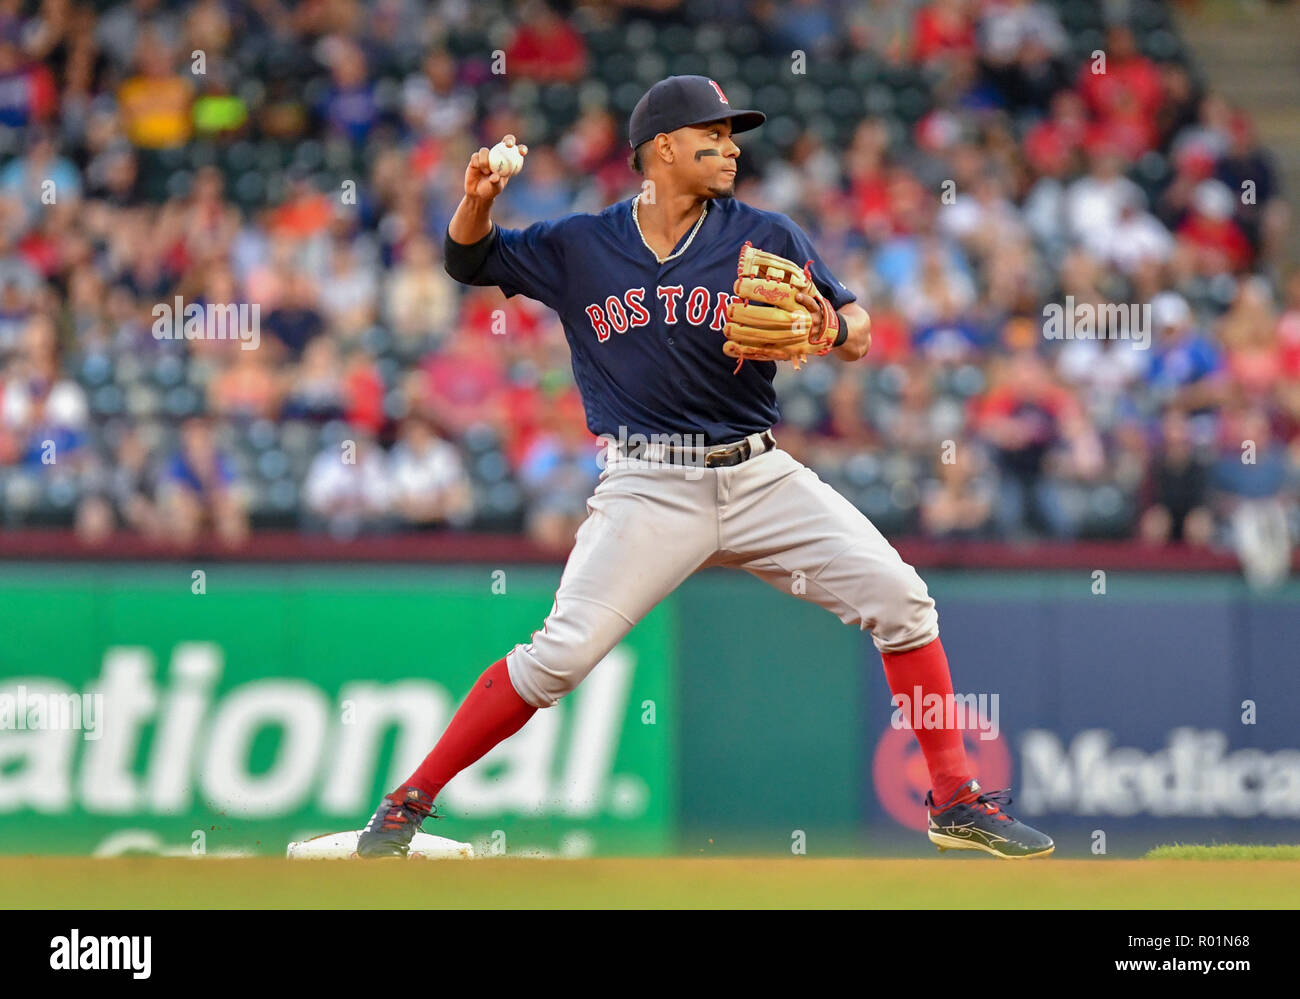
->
<box><xmin>628</xmin><ymin>75</ymin><xmax>765</xmax><ymax>149</ymax></box>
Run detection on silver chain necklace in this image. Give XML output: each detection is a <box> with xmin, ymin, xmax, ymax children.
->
<box><xmin>632</xmin><ymin>194</ymin><xmax>708</xmax><ymax>264</ymax></box>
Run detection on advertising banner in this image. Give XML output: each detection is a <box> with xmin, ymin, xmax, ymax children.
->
<box><xmin>863</xmin><ymin>573</ymin><xmax>1300</xmax><ymax>856</ymax></box>
<box><xmin>0</xmin><ymin>566</ymin><xmax>675</xmax><ymax>857</ymax></box>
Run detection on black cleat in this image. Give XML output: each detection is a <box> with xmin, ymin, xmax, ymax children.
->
<box><xmin>925</xmin><ymin>779</ymin><xmax>1054</xmax><ymax>859</ymax></box>
<box><xmin>356</xmin><ymin>785</ymin><xmax>437</xmax><ymax>858</ymax></box>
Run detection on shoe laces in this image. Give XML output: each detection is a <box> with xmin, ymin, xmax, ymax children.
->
<box><xmin>971</xmin><ymin>787</ymin><xmax>1014</xmax><ymax>823</ymax></box>
<box><xmin>380</xmin><ymin>795</ymin><xmax>439</xmax><ymax>830</ymax></box>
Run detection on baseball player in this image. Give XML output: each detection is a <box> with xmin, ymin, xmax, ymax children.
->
<box><xmin>359</xmin><ymin>76</ymin><xmax>1053</xmax><ymax>859</ymax></box>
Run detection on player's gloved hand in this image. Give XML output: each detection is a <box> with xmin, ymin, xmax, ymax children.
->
<box><xmin>464</xmin><ymin>134</ymin><xmax>528</xmax><ymax>202</ymax></box>
<box><xmin>722</xmin><ymin>241</ymin><xmax>841</xmax><ymax>372</ymax></box>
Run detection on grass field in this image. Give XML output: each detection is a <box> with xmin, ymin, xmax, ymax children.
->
<box><xmin>2</xmin><ymin>857</ymin><xmax>1298</xmax><ymax>908</ymax></box>
<box><xmin>1145</xmin><ymin>844</ymin><xmax>1300</xmax><ymax>860</ymax></box>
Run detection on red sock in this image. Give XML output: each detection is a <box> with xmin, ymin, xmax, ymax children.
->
<box><xmin>880</xmin><ymin>637</ymin><xmax>974</xmax><ymax>804</ymax></box>
<box><xmin>403</xmin><ymin>658</ymin><xmax>537</xmax><ymax>800</ymax></box>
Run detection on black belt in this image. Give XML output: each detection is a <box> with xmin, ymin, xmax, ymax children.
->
<box><xmin>617</xmin><ymin>430</ymin><xmax>777</xmax><ymax>468</ymax></box>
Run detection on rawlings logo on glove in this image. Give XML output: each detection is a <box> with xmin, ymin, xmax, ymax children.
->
<box><xmin>722</xmin><ymin>241</ymin><xmax>841</xmax><ymax>372</ymax></box>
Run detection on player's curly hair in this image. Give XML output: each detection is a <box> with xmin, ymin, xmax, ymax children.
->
<box><xmin>628</xmin><ymin>140</ymin><xmax>649</xmax><ymax>175</ymax></box>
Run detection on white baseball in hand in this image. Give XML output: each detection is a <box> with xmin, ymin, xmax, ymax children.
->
<box><xmin>488</xmin><ymin>139</ymin><xmax>525</xmax><ymax>178</ymax></box>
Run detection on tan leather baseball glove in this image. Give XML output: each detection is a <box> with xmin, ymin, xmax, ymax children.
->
<box><xmin>722</xmin><ymin>241</ymin><xmax>841</xmax><ymax>371</ymax></box>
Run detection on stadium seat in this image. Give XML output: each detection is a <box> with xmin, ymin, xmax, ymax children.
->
<box><xmin>160</xmin><ymin>386</ymin><xmax>199</xmax><ymax>419</ymax></box>
<box><xmin>659</xmin><ymin>24</ymin><xmax>696</xmax><ymax>55</ymax></box>
<box><xmin>1059</xmin><ymin>0</ymin><xmax>1104</xmax><ymax>32</ymax></box>
<box><xmin>845</xmin><ymin>453</ymin><xmax>883</xmax><ymax>488</ymax></box>
<box><xmin>779</xmin><ymin>391</ymin><xmax>819</xmax><ymax>431</ymax></box>
<box><xmin>705</xmin><ymin>52</ymin><xmax>738</xmax><ymax>84</ymax></box>
<box><xmin>482</xmin><ymin>481</ymin><xmax>525</xmax><ymax>528</ymax></box>
<box><xmin>612</xmin><ymin>82</ymin><xmax>645</xmax><ymax>116</ymax></box>
<box><xmin>78</xmin><ymin>354</ymin><xmax>114</xmax><ymax>388</ymax></box>
<box><xmin>668</xmin><ymin>52</ymin><xmax>709</xmax><ymax>78</ymax></box>
<box><xmin>740</xmin><ymin>55</ymin><xmax>773</xmax><ymax>89</ymax></box>
<box><xmin>188</xmin><ymin>143</ymin><xmax>218</xmax><ymax>170</ymax></box>
<box><xmin>540</xmin><ymin>84</ymin><xmax>578</xmax><ymax>118</ymax></box>
<box><xmin>623</xmin><ymin>21</ymin><xmax>659</xmax><ymax>54</ymax></box>
<box><xmin>1142</xmin><ymin>30</ymin><xmax>1183</xmax><ymax>61</ymax></box>
<box><xmin>464</xmin><ymin>423</ymin><xmax>503</xmax><ymax>455</ymax></box>
<box><xmin>473</xmin><ymin>451</ymin><xmax>508</xmax><ymax>485</ymax></box>
<box><xmin>754</xmin><ymin>85</ymin><xmax>792</xmax><ymax>116</ymax></box>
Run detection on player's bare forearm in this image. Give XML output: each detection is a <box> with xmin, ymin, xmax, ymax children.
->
<box><xmin>834</xmin><ymin>303</ymin><xmax>871</xmax><ymax>362</ymax></box>
<box><xmin>448</xmin><ymin>195</ymin><xmax>495</xmax><ymax>245</ymax></box>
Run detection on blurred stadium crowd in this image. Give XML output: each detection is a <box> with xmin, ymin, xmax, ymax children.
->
<box><xmin>1</xmin><ymin>0</ymin><xmax>1298</xmax><ymax>554</ymax></box>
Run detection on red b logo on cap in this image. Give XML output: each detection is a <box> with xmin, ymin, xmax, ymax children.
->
<box><xmin>708</xmin><ymin>80</ymin><xmax>729</xmax><ymax>105</ymax></box>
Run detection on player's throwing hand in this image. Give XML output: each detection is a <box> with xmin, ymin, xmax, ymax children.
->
<box><xmin>465</xmin><ymin>134</ymin><xmax>528</xmax><ymax>201</ymax></box>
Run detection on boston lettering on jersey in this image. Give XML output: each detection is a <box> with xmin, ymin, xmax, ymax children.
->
<box><xmin>584</xmin><ymin>286</ymin><xmax>733</xmax><ymax>341</ymax></box>
<box><xmin>459</xmin><ymin>196</ymin><xmax>855</xmax><ymax>445</ymax></box>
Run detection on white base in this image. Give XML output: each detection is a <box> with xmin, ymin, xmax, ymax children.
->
<box><xmin>286</xmin><ymin>830</ymin><xmax>475</xmax><ymax>860</ymax></box>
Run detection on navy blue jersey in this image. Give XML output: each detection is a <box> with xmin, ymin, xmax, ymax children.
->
<box><xmin>462</xmin><ymin>196</ymin><xmax>856</xmax><ymax>445</ymax></box>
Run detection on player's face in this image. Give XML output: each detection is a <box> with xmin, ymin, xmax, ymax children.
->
<box><xmin>676</xmin><ymin>120</ymin><xmax>739</xmax><ymax>199</ymax></box>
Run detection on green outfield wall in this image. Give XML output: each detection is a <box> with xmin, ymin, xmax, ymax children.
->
<box><xmin>1</xmin><ymin>563</ymin><xmax>1297</xmax><ymax>857</ymax></box>
<box><xmin>0</xmin><ymin>565</ymin><xmax>674</xmax><ymax>857</ymax></box>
